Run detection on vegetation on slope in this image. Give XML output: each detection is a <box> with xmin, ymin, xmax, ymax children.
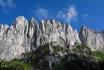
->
<box><xmin>0</xmin><ymin>59</ymin><xmax>31</xmax><ymax>70</ymax></box>
<box><xmin>0</xmin><ymin>43</ymin><xmax>104</xmax><ymax>70</ymax></box>
<box><xmin>93</xmin><ymin>51</ymin><xmax>104</xmax><ymax>61</ymax></box>
<box><xmin>72</xmin><ymin>43</ymin><xmax>92</xmax><ymax>57</ymax></box>
<box><xmin>22</xmin><ymin>43</ymin><xmax>50</xmax><ymax>69</ymax></box>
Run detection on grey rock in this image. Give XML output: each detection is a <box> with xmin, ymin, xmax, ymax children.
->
<box><xmin>0</xmin><ymin>16</ymin><xmax>81</xmax><ymax>60</ymax></box>
<box><xmin>79</xmin><ymin>26</ymin><xmax>104</xmax><ymax>51</ymax></box>
<box><xmin>3</xmin><ymin>16</ymin><xmax>104</xmax><ymax>60</ymax></box>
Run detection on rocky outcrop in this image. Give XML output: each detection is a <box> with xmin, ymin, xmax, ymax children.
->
<box><xmin>0</xmin><ymin>16</ymin><xmax>81</xmax><ymax>60</ymax></box>
<box><xmin>0</xmin><ymin>16</ymin><xmax>35</xmax><ymax>60</ymax></box>
<box><xmin>79</xmin><ymin>26</ymin><xmax>104</xmax><ymax>51</ymax></box>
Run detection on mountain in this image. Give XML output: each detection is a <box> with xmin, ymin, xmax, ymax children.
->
<box><xmin>0</xmin><ymin>16</ymin><xmax>81</xmax><ymax>60</ymax></box>
<box><xmin>0</xmin><ymin>16</ymin><xmax>104</xmax><ymax>70</ymax></box>
<box><xmin>0</xmin><ymin>16</ymin><xmax>104</xmax><ymax>60</ymax></box>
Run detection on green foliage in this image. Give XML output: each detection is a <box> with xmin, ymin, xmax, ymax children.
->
<box><xmin>73</xmin><ymin>43</ymin><xmax>104</xmax><ymax>61</ymax></box>
<box><xmin>1</xmin><ymin>43</ymin><xmax>104</xmax><ymax>70</ymax></box>
<box><xmin>22</xmin><ymin>43</ymin><xmax>50</xmax><ymax>69</ymax></box>
<box><xmin>41</xmin><ymin>44</ymin><xmax>50</xmax><ymax>54</ymax></box>
<box><xmin>72</xmin><ymin>43</ymin><xmax>92</xmax><ymax>57</ymax></box>
<box><xmin>52</xmin><ymin>44</ymin><xmax>104</xmax><ymax>70</ymax></box>
<box><xmin>52</xmin><ymin>46</ymin><xmax>64</xmax><ymax>54</ymax></box>
<box><xmin>0</xmin><ymin>60</ymin><xmax>31</xmax><ymax>70</ymax></box>
<box><xmin>53</xmin><ymin>53</ymin><xmax>101</xmax><ymax>70</ymax></box>
<box><xmin>93</xmin><ymin>51</ymin><xmax>104</xmax><ymax>61</ymax></box>
<box><xmin>53</xmin><ymin>63</ymin><xmax>65</xmax><ymax>70</ymax></box>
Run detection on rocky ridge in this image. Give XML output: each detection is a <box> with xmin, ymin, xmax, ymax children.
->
<box><xmin>0</xmin><ymin>16</ymin><xmax>103</xmax><ymax>60</ymax></box>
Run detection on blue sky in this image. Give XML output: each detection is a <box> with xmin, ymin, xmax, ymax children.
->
<box><xmin>0</xmin><ymin>0</ymin><xmax>104</xmax><ymax>31</ymax></box>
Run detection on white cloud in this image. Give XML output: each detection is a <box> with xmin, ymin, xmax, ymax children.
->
<box><xmin>66</xmin><ymin>6</ymin><xmax>77</xmax><ymax>19</ymax></box>
<box><xmin>0</xmin><ymin>0</ymin><xmax>16</xmax><ymax>13</ymax></box>
<box><xmin>34</xmin><ymin>8</ymin><xmax>49</xmax><ymax>19</ymax></box>
<box><xmin>57</xmin><ymin>6</ymin><xmax>78</xmax><ymax>23</ymax></box>
<box><xmin>33</xmin><ymin>6</ymin><xmax>78</xmax><ymax>21</ymax></box>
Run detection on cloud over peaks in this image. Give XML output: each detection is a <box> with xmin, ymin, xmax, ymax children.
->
<box><xmin>57</xmin><ymin>6</ymin><xmax>78</xmax><ymax>23</ymax></box>
<box><xmin>33</xmin><ymin>5</ymin><xmax>79</xmax><ymax>23</ymax></box>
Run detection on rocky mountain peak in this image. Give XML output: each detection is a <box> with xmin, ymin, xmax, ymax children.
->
<box><xmin>15</xmin><ymin>16</ymin><xmax>28</xmax><ymax>25</ymax></box>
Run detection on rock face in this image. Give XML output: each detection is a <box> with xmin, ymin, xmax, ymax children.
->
<box><xmin>0</xmin><ymin>16</ymin><xmax>35</xmax><ymax>60</ymax></box>
<box><xmin>79</xmin><ymin>26</ymin><xmax>104</xmax><ymax>51</ymax></box>
<box><xmin>0</xmin><ymin>16</ymin><xmax>81</xmax><ymax>60</ymax></box>
<box><xmin>0</xmin><ymin>16</ymin><xmax>104</xmax><ymax>60</ymax></box>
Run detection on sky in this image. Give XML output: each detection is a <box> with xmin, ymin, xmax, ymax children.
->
<box><xmin>0</xmin><ymin>0</ymin><xmax>104</xmax><ymax>31</ymax></box>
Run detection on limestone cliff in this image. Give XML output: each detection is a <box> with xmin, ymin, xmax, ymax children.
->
<box><xmin>0</xmin><ymin>16</ymin><xmax>80</xmax><ymax>60</ymax></box>
<box><xmin>79</xmin><ymin>26</ymin><xmax>104</xmax><ymax>51</ymax></box>
<box><xmin>0</xmin><ymin>16</ymin><xmax>104</xmax><ymax>60</ymax></box>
